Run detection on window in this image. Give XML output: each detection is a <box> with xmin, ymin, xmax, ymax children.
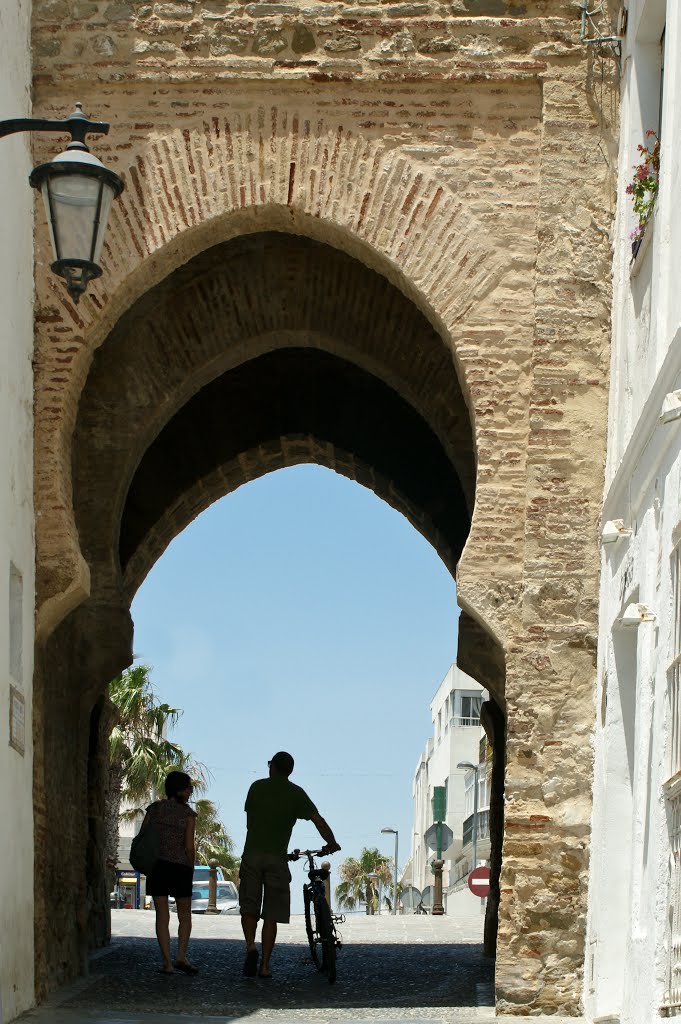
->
<box><xmin>664</xmin><ymin>542</ymin><xmax>681</xmax><ymax>1013</ymax></box>
<box><xmin>658</xmin><ymin>26</ymin><xmax>666</xmax><ymax>144</ymax></box>
<box><xmin>669</xmin><ymin>544</ymin><xmax>681</xmax><ymax>780</ymax></box>
<box><xmin>463</xmin><ymin>771</ymin><xmax>475</xmax><ymax>818</ymax></box>
<box><xmin>9</xmin><ymin>563</ymin><xmax>23</xmax><ymax>684</ymax></box>
<box><xmin>478</xmin><ymin>768</ymin><xmax>491</xmax><ymax>812</ymax></box>
<box><xmin>461</xmin><ymin>695</ymin><xmax>483</xmax><ymax>723</ymax></box>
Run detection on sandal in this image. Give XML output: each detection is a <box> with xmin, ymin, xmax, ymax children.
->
<box><xmin>175</xmin><ymin>960</ymin><xmax>199</xmax><ymax>975</ymax></box>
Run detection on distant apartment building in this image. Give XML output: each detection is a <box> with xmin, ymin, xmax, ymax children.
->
<box><xmin>410</xmin><ymin>664</ymin><xmax>488</xmax><ymax>902</ymax></box>
<box><xmin>449</xmin><ymin>733</ymin><xmax>492</xmax><ymax>887</ymax></box>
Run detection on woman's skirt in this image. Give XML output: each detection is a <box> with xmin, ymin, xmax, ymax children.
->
<box><xmin>146</xmin><ymin>858</ymin><xmax>194</xmax><ymax>898</ymax></box>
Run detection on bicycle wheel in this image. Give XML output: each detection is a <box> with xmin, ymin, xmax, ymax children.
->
<box><xmin>314</xmin><ymin>896</ymin><xmax>337</xmax><ymax>984</ymax></box>
<box><xmin>304</xmin><ymin>888</ymin><xmax>321</xmax><ymax>968</ymax></box>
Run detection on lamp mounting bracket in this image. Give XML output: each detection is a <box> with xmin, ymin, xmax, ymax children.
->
<box><xmin>0</xmin><ymin>104</ymin><xmax>110</xmax><ymax>151</ymax></box>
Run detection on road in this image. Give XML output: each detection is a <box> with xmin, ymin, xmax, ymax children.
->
<box><xmin>15</xmin><ymin>905</ymin><xmax>579</xmax><ymax>1024</ymax></box>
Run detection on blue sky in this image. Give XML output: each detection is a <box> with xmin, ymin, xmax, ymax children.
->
<box><xmin>131</xmin><ymin>464</ymin><xmax>459</xmax><ymax>907</ymax></box>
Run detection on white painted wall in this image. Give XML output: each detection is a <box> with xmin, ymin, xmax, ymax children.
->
<box><xmin>0</xmin><ymin>0</ymin><xmax>35</xmax><ymax>1019</ymax></box>
<box><xmin>586</xmin><ymin>3</ymin><xmax>681</xmax><ymax>1021</ymax></box>
<box><xmin>410</xmin><ymin>664</ymin><xmax>485</xmax><ymax>897</ymax></box>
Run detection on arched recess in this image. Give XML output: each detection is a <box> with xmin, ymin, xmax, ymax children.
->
<box><xmin>33</xmin><ymin>228</ymin><xmax>507</xmax><ymax>996</ymax></box>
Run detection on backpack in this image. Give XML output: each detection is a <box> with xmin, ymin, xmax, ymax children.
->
<box><xmin>129</xmin><ymin>809</ymin><xmax>161</xmax><ymax>876</ymax></box>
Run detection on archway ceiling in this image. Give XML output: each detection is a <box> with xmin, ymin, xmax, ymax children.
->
<box><xmin>73</xmin><ymin>232</ymin><xmax>476</xmax><ymax>601</ymax></box>
<box><xmin>120</xmin><ymin>347</ymin><xmax>469</xmax><ymax>593</ymax></box>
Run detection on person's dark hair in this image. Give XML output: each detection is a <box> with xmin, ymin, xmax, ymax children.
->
<box><xmin>165</xmin><ymin>770</ymin><xmax>192</xmax><ymax>798</ymax></box>
<box><xmin>270</xmin><ymin>751</ymin><xmax>294</xmax><ymax>777</ymax></box>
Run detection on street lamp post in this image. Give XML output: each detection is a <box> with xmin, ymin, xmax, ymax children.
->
<box><xmin>0</xmin><ymin>103</ymin><xmax>124</xmax><ymax>303</ymax></box>
<box><xmin>381</xmin><ymin>827</ymin><xmax>398</xmax><ymax>916</ymax></box>
<box><xmin>457</xmin><ymin>761</ymin><xmax>482</xmax><ymax>872</ymax></box>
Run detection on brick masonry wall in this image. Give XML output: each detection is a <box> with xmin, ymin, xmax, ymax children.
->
<box><xmin>30</xmin><ymin>0</ymin><xmax>619</xmax><ymax>1013</ymax></box>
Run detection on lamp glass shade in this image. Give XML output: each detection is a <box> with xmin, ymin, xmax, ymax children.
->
<box><xmin>42</xmin><ymin>168</ymin><xmax>114</xmax><ymax>266</ymax></box>
<box><xmin>30</xmin><ymin>148</ymin><xmax>124</xmax><ymax>302</ymax></box>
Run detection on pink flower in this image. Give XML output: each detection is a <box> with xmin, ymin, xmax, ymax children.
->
<box><xmin>646</xmin><ymin>129</ymin><xmax>656</xmax><ymax>137</ymax></box>
<box><xmin>637</xmin><ymin>164</ymin><xmax>650</xmax><ymax>180</ymax></box>
<box><xmin>625</xmin><ymin>184</ymin><xmax>634</xmax><ymax>194</ymax></box>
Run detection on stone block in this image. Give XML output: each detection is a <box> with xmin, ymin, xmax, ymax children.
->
<box><xmin>251</xmin><ymin>27</ymin><xmax>288</xmax><ymax>53</ymax></box>
<box><xmin>291</xmin><ymin>23</ymin><xmax>316</xmax><ymax>52</ymax></box>
<box><xmin>103</xmin><ymin>1</ymin><xmax>135</xmax><ymax>19</ymax></box>
<box><xmin>323</xmin><ymin>30</ymin><xmax>361</xmax><ymax>51</ymax></box>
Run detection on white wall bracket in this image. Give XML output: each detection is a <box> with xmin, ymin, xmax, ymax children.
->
<box><xmin>602</xmin><ymin>519</ymin><xmax>632</xmax><ymax>544</ymax></box>
<box><xmin>620</xmin><ymin>603</ymin><xmax>656</xmax><ymax>627</ymax></box>
<box><xmin>660</xmin><ymin>391</ymin><xmax>681</xmax><ymax>424</ymax></box>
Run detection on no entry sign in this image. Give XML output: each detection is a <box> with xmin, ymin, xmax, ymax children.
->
<box><xmin>467</xmin><ymin>866</ymin><xmax>491</xmax><ymax>898</ymax></box>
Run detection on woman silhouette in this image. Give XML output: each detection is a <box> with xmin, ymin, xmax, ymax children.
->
<box><xmin>141</xmin><ymin>770</ymin><xmax>198</xmax><ymax>974</ymax></box>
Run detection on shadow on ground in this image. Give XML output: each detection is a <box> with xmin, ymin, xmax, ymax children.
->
<box><xmin>63</xmin><ymin>936</ymin><xmax>494</xmax><ymax>1016</ymax></box>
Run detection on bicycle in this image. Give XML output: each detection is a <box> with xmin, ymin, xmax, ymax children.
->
<box><xmin>288</xmin><ymin>848</ymin><xmax>343</xmax><ymax>984</ymax></box>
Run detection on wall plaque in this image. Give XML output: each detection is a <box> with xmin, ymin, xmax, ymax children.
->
<box><xmin>9</xmin><ymin>685</ymin><xmax>25</xmax><ymax>756</ymax></box>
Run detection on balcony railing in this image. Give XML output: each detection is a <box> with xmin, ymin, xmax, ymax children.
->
<box><xmin>662</xmin><ymin>789</ymin><xmax>681</xmax><ymax>1015</ymax></box>
<box><xmin>462</xmin><ymin>809</ymin><xmax>490</xmax><ymax>847</ymax></box>
<box><xmin>450</xmin><ymin>716</ymin><xmax>480</xmax><ymax>728</ymax></box>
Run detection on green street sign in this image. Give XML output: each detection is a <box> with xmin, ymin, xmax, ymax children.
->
<box><xmin>432</xmin><ymin>786</ymin><xmax>446</xmax><ymax>822</ymax></box>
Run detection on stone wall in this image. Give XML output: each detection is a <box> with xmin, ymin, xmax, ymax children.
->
<box><xmin>30</xmin><ymin>0</ymin><xmax>618</xmax><ymax>1013</ymax></box>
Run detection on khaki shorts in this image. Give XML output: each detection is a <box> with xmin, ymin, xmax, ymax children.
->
<box><xmin>239</xmin><ymin>854</ymin><xmax>292</xmax><ymax>923</ymax></box>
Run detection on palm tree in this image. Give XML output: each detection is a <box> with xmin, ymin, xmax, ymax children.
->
<box><xmin>194</xmin><ymin>798</ymin><xmax>240</xmax><ymax>883</ymax></box>
<box><xmin>335</xmin><ymin>847</ymin><xmax>393</xmax><ymax>915</ymax></box>
<box><xmin>105</xmin><ymin>664</ymin><xmax>207</xmax><ymax>888</ymax></box>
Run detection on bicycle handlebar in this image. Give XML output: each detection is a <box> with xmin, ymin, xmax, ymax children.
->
<box><xmin>287</xmin><ymin>847</ymin><xmax>334</xmax><ymax>861</ymax></box>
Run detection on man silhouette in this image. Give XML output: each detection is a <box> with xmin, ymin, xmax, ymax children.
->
<box><xmin>239</xmin><ymin>751</ymin><xmax>341</xmax><ymax>978</ymax></box>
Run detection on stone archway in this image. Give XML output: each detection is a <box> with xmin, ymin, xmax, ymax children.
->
<box><xmin>34</xmin><ymin>223</ymin><xmax>510</xmax><ymax>999</ymax></box>
<box><xmin>30</xmin><ymin>27</ymin><xmax>615</xmax><ymax>1004</ymax></box>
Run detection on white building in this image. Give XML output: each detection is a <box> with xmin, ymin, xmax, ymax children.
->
<box><xmin>0</xmin><ymin>4</ymin><xmax>36</xmax><ymax>1021</ymax></box>
<box><xmin>410</xmin><ymin>664</ymin><xmax>486</xmax><ymax>901</ymax></box>
<box><xmin>586</xmin><ymin>3</ymin><xmax>681</xmax><ymax>1022</ymax></box>
<box><xmin>449</xmin><ymin>735</ymin><xmax>491</xmax><ymax>888</ymax></box>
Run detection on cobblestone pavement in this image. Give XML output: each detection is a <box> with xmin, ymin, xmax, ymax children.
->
<box><xmin>16</xmin><ymin>909</ymin><xmax>581</xmax><ymax>1024</ymax></box>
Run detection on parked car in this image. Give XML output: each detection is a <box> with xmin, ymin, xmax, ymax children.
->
<box><xmin>193</xmin><ymin>864</ymin><xmax>225</xmax><ymax>883</ymax></box>
<box><xmin>171</xmin><ymin>880</ymin><xmax>239</xmax><ymax>915</ymax></box>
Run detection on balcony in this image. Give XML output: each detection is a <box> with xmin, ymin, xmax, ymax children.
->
<box><xmin>462</xmin><ymin>808</ymin><xmax>490</xmax><ymax>847</ymax></box>
<box><xmin>450</xmin><ymin>716</ymin><xmax>480</xmax><ymax>728</ymax></box>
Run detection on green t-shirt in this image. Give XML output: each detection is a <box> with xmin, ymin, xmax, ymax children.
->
<box><xmin>243</xmin><ymin>777</ymin><xmax>319</xmax><ymax>858</ymax></box>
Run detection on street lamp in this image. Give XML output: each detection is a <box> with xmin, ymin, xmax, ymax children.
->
<box><xmin>0</xmin><ymin>103</ymin><xmax>124</xmax><ymax>303</ymax></box>
<box><xmin>457</xmin><ymin>760</ymin><xmax>482</xmax><ymax>873</ymax></box>
<box><xmin>381</xmin><ymin>827</ymin><xmax>398</xmax><ymax>916</ymax></box>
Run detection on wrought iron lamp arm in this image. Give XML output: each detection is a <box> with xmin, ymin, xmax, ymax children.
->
<box><xmin>0</xmin><ymin>105</ymin><xmax>110</xmax><ymax>149</ymax></box>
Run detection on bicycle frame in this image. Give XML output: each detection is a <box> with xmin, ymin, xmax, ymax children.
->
<box><xmin>288</xmin><ymin>848</ymin><xmax>342</xmax><ymax>983</ymax></box>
